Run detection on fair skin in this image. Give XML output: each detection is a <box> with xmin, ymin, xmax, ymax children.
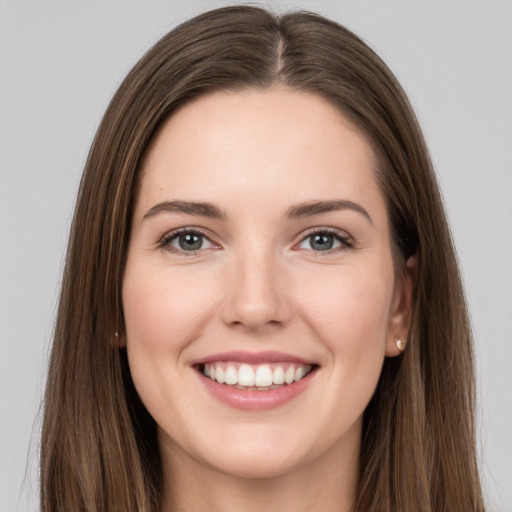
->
<box><xmin>122</xmin><ymin>88</ymin><xmax>415</xmax><ymax>512</ymax></box>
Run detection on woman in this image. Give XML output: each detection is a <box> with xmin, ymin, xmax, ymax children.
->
<box><xmin>40</xmin><ymin>5</ymin><xmax>486</xmax><ymax>511</ymax></box>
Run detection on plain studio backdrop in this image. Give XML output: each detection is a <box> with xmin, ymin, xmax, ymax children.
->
<box><xmin>1</xmin><ymin>1</ymin><xmax>511</xmax><ymax>510</ymax></box>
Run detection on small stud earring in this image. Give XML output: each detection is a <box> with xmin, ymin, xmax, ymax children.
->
<box><xmin>114</xmin><ymin>331</ymin><xmax>123</xmax><ymax>348</ymax></box>
<box><xmin>394</xmin><ymin>337</ymin><xmax>406</xmax><ymax>352</ymax></box>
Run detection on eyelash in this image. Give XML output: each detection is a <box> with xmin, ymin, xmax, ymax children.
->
<box><xmin>158</xmin><ymin>227</ymin><xmax>354</xmax><ymax>256</ymax></box>
<box><xmin>298</xmin><ymin>227</ymin><xmax>354</xmax><ymax>253</ymax></box>
<box><xmin>159</xmin><ymin>227</ymin><xmax>215</xmax><ymax>257</ymax></box>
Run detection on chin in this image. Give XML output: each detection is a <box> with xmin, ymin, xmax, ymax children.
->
<box><xmin>160</xmin><ymin>421</ymin><xmax>314</xmax><ymax>481</ymax></box>
<box><xmin>205</xmin><ymin>448</ymin><xmax>307</xmax><ymax>480</ymax></box>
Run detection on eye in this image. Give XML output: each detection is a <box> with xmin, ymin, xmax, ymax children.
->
<box><xmin>297</xmin><ymin>229</ymin><xmax>353</xmax><ymax>252</ymax></box>
<box><xmin>160</xmin><ymin>229</ymin><xmax>216</xmax><ymax>255</ymax></box>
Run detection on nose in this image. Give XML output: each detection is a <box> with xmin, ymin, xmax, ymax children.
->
<box><xmin>220</xmin><ymin>249</ymin><xmax>291</xmax><ymax>332</ymax></box>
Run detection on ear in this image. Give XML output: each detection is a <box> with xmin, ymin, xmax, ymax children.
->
<box><xmin>385</xmin><ymin>254</ymin><xmax>418</xmax><ymax>357</ymax></box>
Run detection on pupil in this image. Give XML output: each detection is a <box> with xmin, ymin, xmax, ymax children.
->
<box><xmin>179</xmin><ymin>233</ymin><xmax>202</xmax><ymax>250</ymax></box>
<box><xmin>311</xmin><ymin>234</ymin><xmax>333</xmax><ymax>251</ymax></box>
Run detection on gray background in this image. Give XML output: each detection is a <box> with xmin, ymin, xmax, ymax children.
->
<box><xmin>1</xmin><ymin>1</ymin><xmax>511</xmax><ymax>510</ymax></box>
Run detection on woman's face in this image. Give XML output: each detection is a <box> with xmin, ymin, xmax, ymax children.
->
<box><xmin>122</xmin><ymin>88</ymin><xmax>413</xmax><ymax>480</ymax></box>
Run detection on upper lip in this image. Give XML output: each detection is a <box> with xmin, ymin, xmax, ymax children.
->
<box><xmin>190</xmin><ymin>350</ymin><xmax>317</xmax><ymax>366</ymax></box>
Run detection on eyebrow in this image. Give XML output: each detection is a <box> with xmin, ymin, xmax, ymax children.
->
<box><xmin>285</xmin><ymin>199</ymin><xmax>373</xmax><ymax>225</ymax></box>
<box><xmin>142</xmin><ymin>198</ymin><xmax>373</xmax><ymax>225</ymax></box>
<box><xmin>143</xmin><ymin>200</ymin><xmax>227</xmax><ymax>220</ymax></box>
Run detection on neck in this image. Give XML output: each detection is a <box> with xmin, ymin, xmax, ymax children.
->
<box><xmin>159</xmin><ymin>433</ymin><xmax>359</xmax><ymax>512</ymax></box>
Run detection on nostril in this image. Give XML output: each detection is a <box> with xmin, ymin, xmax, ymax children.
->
<box><xmin>228</xmin><ymin>318</ymin><xmax>283</xmax><ymax>331</ymax></box>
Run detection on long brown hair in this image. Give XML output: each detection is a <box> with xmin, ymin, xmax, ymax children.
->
<box><xmin>40</xmin><ymin>6</ymin><xmax>485</xmax><ymax>511</ymax></box>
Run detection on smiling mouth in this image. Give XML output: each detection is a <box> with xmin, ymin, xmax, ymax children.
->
<box><xmin>197</xmin><ymin>362</ymin><xmax>316</xmax><ymax>391</ymax></box>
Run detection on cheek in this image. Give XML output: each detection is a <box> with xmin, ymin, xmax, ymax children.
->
<box><xmin>122</xmin><ymin>263</ymin><xmax>220</xmax><ymax>353</ymax></box>
<box><xmin>295</xmin><ymin>259</ymin><xmax>395</xmax><ymax>360</ymax></box>
<box><xmin>121</xmin><ymin>261</ymin><xmax>222</xmax><ymax>425</ymax></box>
<box><xmin>293</xmin><ymin>260</ymin><xmax>395</xmax><ymax>431</ymax></box>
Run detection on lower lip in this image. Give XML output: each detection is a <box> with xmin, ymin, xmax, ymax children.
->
<box><xmin>196</xmin><ymin>368</ymin><xmax>317</xmax><ymax>411</ymax></box>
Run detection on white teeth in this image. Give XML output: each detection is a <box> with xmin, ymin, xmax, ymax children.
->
<box><xmin>284</xmin><ymin>366</ymin><xmax>295</xmax><ymax>384</ymax></box>
<box><xmin>216</xmin><ymin>367</ymin><xmax>225</xmax><ymax>384</ymax></box>
<box><xmin>254</xmin><ymin>365</ymin><xmax>273</xmax><ymax>387</ymax></box>
<box><xmin>294</xmin><ymin>366</ymin><xmax>306</xmax><ymax>382</ymax></box>
<box><xmin>238</xmin><ymin>364</ymin><xmax>255</xmax><ymax>386</ymax></box>
<box><xmin>225</xmin><ymin>366</ymin><xmax>238</xmax><ymax>385</ymax></box>
<box><xmin>202</xmin><ymin>362</ymin><xmax>313</xmax><ymax>388</ymax></box>
<box><xmin>273</xmin><ymin>366</ymin><xmax>285</xmax><ymax>385</ymax></box>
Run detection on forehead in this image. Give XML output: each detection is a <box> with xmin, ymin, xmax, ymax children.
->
<box><xmin>137</xmin><ymin>88</ymin><xmax>384</xmax><ymax>223</ymax></box>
